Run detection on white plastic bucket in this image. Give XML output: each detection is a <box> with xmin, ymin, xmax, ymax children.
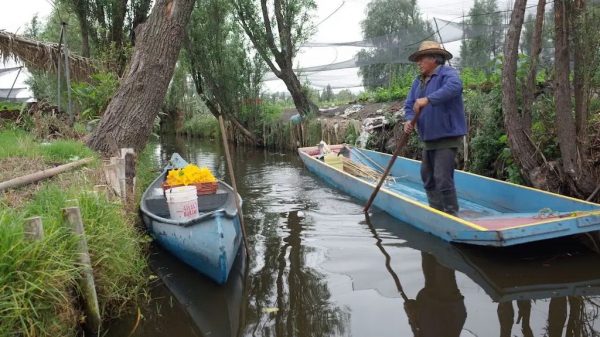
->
<box><xmin>165</xmin><ymin>186</ymin><xmax>199</xmax><ymax>221</ymax></box>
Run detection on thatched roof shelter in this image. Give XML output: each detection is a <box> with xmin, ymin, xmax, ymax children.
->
<box><xmin>0</xmin><ymin>30</ymin><xmax>95</xmax><ymax>81</ymax></box>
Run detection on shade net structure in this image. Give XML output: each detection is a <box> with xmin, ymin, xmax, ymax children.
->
<box><xmin>262</xmin><ymin>16</ymin><xmax>505</xmax><ymax>89</ymax></box>
<box><xmin>262</xmin><ymin>0</ymin><xmax>590</xmax><ymax>91</ymax></box>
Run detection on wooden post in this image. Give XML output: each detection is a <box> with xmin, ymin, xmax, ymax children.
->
<box><xmin>24</xmin><ymin>217</ymin><xmax>44</xmax><ymax>241</ymax></box>
<box><xmin>119</xmin><ymin>179</ymin><xmax>127</xmax><ymax>203</ymax></box>
<box><xmin>218</xmin><ymin>115</ymin><xmax>250</xmax><ymax>258</ymax></box>
<box><xmin>124</xmin><ymin>152</ymin><xmax>136</xmax><ymax>208</ymax></box>
<box><xmin>110</xmin><ymin>157</ymin><xmax>126</xmax><ymax>195</ymax></box>
<box><xmin>63</xmin><ymin>207</ymin><xmax>101</xmax><ymax>332</ymax></box>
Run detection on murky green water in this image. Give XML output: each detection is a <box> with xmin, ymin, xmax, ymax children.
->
<box><xmin>107</xmin><ymin>134</ymin><xmax>600</xmax><ymax>337</ymax></box>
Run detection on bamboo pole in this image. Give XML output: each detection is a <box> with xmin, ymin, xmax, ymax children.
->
<box><xmin>24</xmin><ymin>217</ymin><xmax>44</xmax><ymax>241</ymax></box>
<box><xmin>364</xmin><ymin>110</ymin><xmax>421</xmax><ymax>212</ymax></box>
<box><xmin>218</xmin><ymin>115</ymin><xmax>250</xmax><ymax>258</ymax></box>
<box><xmin>0</xmin><ymin>157</ymin><xmax>93</xmax><ymax>192</ymax></box>
<box><xmin>63</xmin><ymin>206</ymin><xmax>101</xmax><ymax>332</ymax></box>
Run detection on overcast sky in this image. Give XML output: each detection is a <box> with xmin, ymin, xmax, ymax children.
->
<box><xmin>0</xmin><ymin>0</ymin><xmax>525</xmax><ymax>94</ymax></box>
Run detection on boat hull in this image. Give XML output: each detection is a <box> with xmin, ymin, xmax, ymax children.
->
<box><xmin>143</xmin><ymin>211</ymin><xmax>241</xmax><ymax>284</ymax></box>
<box><xmin>299</xmin><ymin>146</ymin><xmax>600</xmax><ymax>247</ymax></box>
<box><xmin>140</xmin><ymin>153</ymin><xmax>242</xmax><ymax>284</ymax></box>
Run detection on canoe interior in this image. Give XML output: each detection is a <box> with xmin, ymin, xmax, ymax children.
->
<box><xmin>143</xmin><ymin>170</ymin><xmax>237</xmax><ymax>222</ymax></box>
<box><xmin>299</xmin><ymin>145</ymin><xmax>600</xmax><ymax>233</ymax></box>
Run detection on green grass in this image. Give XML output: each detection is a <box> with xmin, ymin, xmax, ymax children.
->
<box><xmin>0</xmin><ymin>184</ymin><xmax>148</xmax><ymax>336</ymax></box>
<box><xmin>0</xmin><ymin>129</ymin><xmax>95</xmax><ymax>162</ymax></box>
<box><xmin>182</xmin><ymin>113</ymin><xmax>219</xmax><ymax>138</ymax></box>
<box><xmin>0</xmin><ymin>101</ymin><xmax>25</xmax><ymax>111</ymax></box>
<box><xmin>0</xmin><ymin>129</ymin><xmax>148</xmax><ymax>336</ymax></box>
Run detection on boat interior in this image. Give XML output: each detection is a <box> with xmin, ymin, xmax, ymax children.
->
<box><xmin>144</xmin><ymin>175</ymin><xmax>234</xmax><ymax>220</ymax></box>
<box><xmin>299</xmin><ymin>145</ymin><xmax>600</xmax><ymax>231</ymax></box>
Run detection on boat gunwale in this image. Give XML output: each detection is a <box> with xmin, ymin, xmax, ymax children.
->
<box><xmin>354</xmin><ymin>147</ymin><xmax>600</xmax><ymax>208</ymax></box>
<box><xmin>297</xmin><ymin>148</ymin><xmax>487</xmax><ymax>231</ymax></box>
<box><xmin>140</xmin><ymin>167</ymin><xmax>240</xmax><ymax>227</ymax></box>
<box><xmin>298</xmin><ymin>145</ymin><xmax>600</xmax><ymax>233</ymax></box>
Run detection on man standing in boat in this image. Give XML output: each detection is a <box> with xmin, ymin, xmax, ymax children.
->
<box><xmin>403</xmin><ymin>41</ymin><xmax>467</xmax><ymax>216</ymax></box>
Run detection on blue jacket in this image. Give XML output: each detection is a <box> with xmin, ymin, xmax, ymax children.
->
<box><xmin>404</xmin><ymin>66</ymin><xmax>467</xmax><ymax>142</ymax></box>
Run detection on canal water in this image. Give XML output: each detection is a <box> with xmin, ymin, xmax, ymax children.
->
<box><xmin>107</xmin><ymin>134</ymin><xmax>600</xmax><ymax>337</ymax></box>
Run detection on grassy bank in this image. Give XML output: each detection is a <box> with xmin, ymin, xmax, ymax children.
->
<box><xmin>0</xmin><ymin>128</ymin><xmax>148</xmax><ymax>336</ymax></box>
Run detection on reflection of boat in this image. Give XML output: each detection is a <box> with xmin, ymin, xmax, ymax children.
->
<box><xmin>149</xmin><ymin>243</ymin><xmax>246</xmax><ymax>337</ymax></box>
<box><xmin>140</xmin><ymin>153</ymin><xmax>242</xmax><ymax>284</ymax></box>
<box><xmin>299</xmin><ymin>145</ymin><xmax>600</xmax><ymax>246</ymax></box>
<box><xmin>366</xmin><ymin>211</ymin><xmax>600</xmax><ymax>303</ymax></box>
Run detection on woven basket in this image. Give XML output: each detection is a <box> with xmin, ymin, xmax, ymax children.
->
<box><xmin>162</xmin><ymin>181</ymin><xmax>218</xmax><ymax>195</ymax></box>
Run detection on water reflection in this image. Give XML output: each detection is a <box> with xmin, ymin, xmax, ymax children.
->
<box><xmin>364</xmin><ymin>211</ymin><xmax>600</xmax><ymax>337</ymax></box>
<box><xmin>405</xmin><ymin>252</ymin><xmax>467</xmax><ymax>337</ymax></box>
<box><xmin>243</xmin><ymin>207</ymin><xmax>349</xmax><ymax>336</ymax></box>
<box><xmin>107</xmin><ymin>136</ymin><xmax>600</xmax><ymax>337</ymax></box>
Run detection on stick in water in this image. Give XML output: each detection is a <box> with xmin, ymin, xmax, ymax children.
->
<box><xmin>218</xmin><ymin>114</ymin><xmax>250</xmax><ymax>258</ymax></box>
<box><xmin>364</xmin><ymin>109</ymin><xmax>421</xmax><ymax>212</ymax></box>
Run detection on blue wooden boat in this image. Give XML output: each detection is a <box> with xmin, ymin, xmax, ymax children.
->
<box><xmin>299</xmin><ymin>145</ymin><xmax>600</xmax><ymax>247</ymax></box>
<box><xmin>140</xmin><ymin>153</ymin><xmax>242</xmax><ymax>284</ymax></box>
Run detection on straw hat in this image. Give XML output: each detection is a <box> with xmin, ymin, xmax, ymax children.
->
<box><xmin>408</xmin><ymin>41</ymin><xmax>453</xmax><ymax>62</ymax></box>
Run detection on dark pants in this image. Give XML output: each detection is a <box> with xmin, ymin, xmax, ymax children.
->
<box><xmin>421</xmin><ymin>148</ymin><xmax>456</xmax><ymax>192</ymax></box>
<box><xmin>421</xmin><ymin>148</ymin><xmax>459</xmax><ymax>215</ymax></box>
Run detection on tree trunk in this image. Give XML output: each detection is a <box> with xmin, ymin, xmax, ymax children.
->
<box><xmin>189</xmin><ymin>70</ymin><xmax>261</xmax><ymax>145</ymax></box>
<box><xmin>554</xmin><ymin>0</ymin><xmax>594</xmax><ymax>196</ymax></box>
<box><xmin>130</xmin><ymin>0</ymin><xmax>153</xmax><ymax>45</ymax></box>
<box><xmin>280</xmin><ymin>68</ymin><xmax>319</xmax><ymax>116</ymax></box>
<box><xmin>74</xmin><ymin>0</ymin><xmax>91</xmax><ymax>57</ymax></box>
<box><xmin>569</xmin><ymin>0</ymin><xmax>595</xmax><ymax>196</ymax></box>
<box><xmin>93</xmin><ymin>1</ymin><xmax>108</xmax><ymax>44</ymax></box>
<box><xmin>502</xmin><ymin>0</ymin><xmax>546</xmax><ymax>187</ymax></box>
<box><xmin>110</xmin><ymin>0</ymin><xmax>129</xmax><ymax>73</ymax></box>
<box><xmin>522</xmin><ymin>0</ymin><xmax>546</xmax><ymax>131</ymax></box>
<box><xmin>110</xmin><ymin>0</ymin><xmax>128</xmax><ymax>49</ymax></box>
<box><xmin>573</xmin><ymin>0</ymin><xmax>590</xmax><ymax>166</ymax></box>
<box><xmin>554</xmin><ymin>0</ymin><xmax>578</xmax><ymax>177</ymax></box>
<box><xmin>87</xmin><ymin>0</ymin><xmax>196</xmax><ymax>156</ymax></box>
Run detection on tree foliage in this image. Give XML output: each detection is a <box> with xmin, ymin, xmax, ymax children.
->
<box><xmin>56</xmin><ymin>0</ymin><xmax>152</xmax><ymax>70</ymax></box>
<box><xmin>357</xmin><ymin>0</ymin><xmax>432</xmax><ymax>89</ymax></box>
<box><xmin>459</xmin><ymin>0</ymin><xmax>503</xmax><ymax>71</ymax></box>
<box><xmin>231</xmin><ymin>0</ymin><xmax>319</xmax><ymax>116</ymax></box>
<box><xmin>186</xmin><ymin>0</ymin><xmax>265</xmax><ymax>142</ymax></box>
<box><xmin>321</xmin><ymin>84</ymin><xmax>333</xmax><ymax>102</ymax></box>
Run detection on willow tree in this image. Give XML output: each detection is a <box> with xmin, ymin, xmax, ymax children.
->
<box><xmin>186</xmin><ymin>0</ymin><xmax>263</xmax><ymax>143</ymax></box>
<box><xmin>231</xmin><ymin>0</ymin><xmax>318</xmax><ymax>116</ymax></box>
<box><xmin>58</xmin><ymin>0</ymin><xmax>152</xmax><ymax>69</ymax></box>
<box><xmin>87</xmin><ymin>0</ymin><xmax>196</xmax><ymax>155</ymax></box>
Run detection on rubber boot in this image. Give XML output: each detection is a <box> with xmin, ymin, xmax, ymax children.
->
<box><xmin>426</xmin><ymin>190</ymin><xmax>443</xmax><ymax>211</ymax></box>
<box><xmin>441</xmin><ymin>189</ymin><xmax>459</xmax><ymax>216</ymax></box>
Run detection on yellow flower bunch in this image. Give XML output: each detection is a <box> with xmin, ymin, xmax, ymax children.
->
<box><xmin>166</xmin><ymin>164</ymin><xmax>217</xmax><ymax>186</ymax></box>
